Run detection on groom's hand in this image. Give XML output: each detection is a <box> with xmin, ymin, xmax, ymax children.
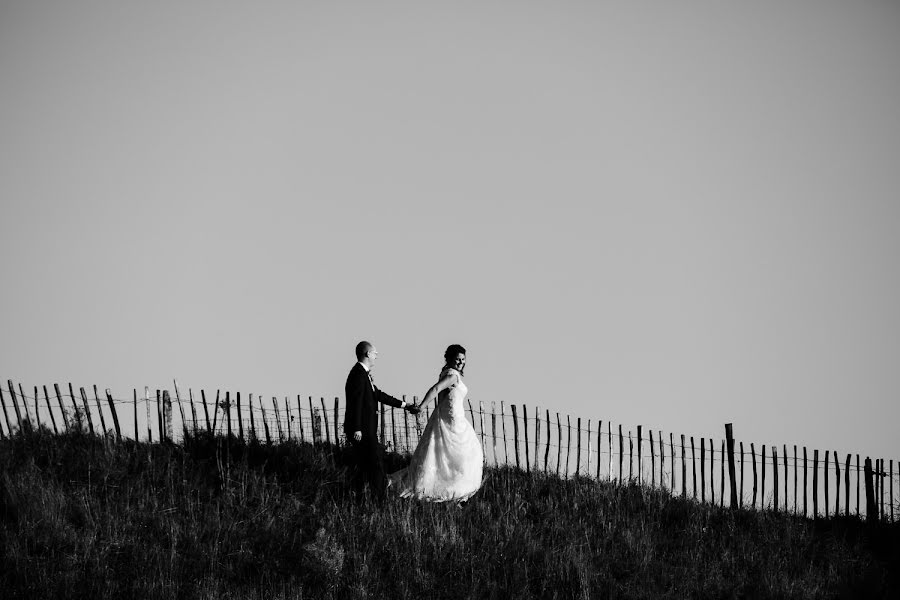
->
<box><xmin>353</xmin><ymin>431</ymin><xmax>362</xmax><ymax>441</ymax></box>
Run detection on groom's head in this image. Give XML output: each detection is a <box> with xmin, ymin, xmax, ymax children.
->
<box><xmin>356</xmin><ymin>341</ymin><xmax>378</xmax><ymax>366</ymax></box>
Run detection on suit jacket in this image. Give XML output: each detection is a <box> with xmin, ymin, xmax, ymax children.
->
<box><xmin>343</xmin><ymin>362</ymin><xmax>404</xmax><ymax>440</ymax></box>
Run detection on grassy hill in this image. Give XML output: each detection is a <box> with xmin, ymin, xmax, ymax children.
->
<box><xmin>1</xmin><ymin>430</ymin><xmax>897</xmax><ymax>599</ymax></box>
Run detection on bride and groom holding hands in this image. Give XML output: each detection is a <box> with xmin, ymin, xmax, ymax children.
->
<box><xmin>343</xmin><ymin>341</ymin><xmax>484</xmax><ymax>504</ymax></box>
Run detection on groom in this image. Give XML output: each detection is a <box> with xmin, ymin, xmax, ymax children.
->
<box><xmin>344</xmin><ymin>341</ymin><xmax>418</xmax><ymax>502</ymax></box>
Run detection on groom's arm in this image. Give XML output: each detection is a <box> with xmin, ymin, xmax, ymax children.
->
<box><xmin>373</xmin><ymin>387</ymin><xmax>405</xmax><ymax>410</ymax></box>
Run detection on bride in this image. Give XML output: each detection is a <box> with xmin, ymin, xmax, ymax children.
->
<box><xmin>388</xmin><ymin>344</ymin><xmax>484</xmax><ymax>502</ymax></box>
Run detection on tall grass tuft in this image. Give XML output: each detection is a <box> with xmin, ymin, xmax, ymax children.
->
<box><xmin>1</xmin><ymin>427</ymin><xmax>898</xmax><ymax>599</ymax></box>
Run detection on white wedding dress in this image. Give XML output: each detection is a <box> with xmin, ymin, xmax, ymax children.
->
<box><xmin>388</xmin><ymin>368</ymin><xmax>484</xmax><ymax>502</ymax></box>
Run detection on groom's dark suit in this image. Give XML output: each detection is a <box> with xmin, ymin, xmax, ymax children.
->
<box><xmin>344</xmin><ymin>362</ymin><xmax>405</xmax><ymax>500</ymax></box>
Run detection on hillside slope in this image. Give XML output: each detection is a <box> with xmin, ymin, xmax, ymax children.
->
<box><xmin>1</xmin><ymin>431</ymin><xmax>897</xmax><ymax>599</ymax></box>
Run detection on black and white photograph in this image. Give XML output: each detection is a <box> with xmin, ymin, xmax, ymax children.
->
<box><xmin>2</xmin><ymin>1</ymin><xmax>899</xmax><ymax>598</ymax></box>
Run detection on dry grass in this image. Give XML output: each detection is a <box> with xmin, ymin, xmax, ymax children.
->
<box><xmin>1</xmin><ymin>428</ymin><xmax>898</xmax><ymax>599</ymax></box>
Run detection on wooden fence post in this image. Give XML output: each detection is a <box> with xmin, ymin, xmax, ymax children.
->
<box><xmin>224</xmin><ymin>391</ymin><xmax>232</xmax><ymax>441</ymax></box>
<box><xmin>620</xmin><ymin>425</ymin><xmax>625</xmax><ymax>485</ymax></box>
<box><xmin>783</xmin><ymin>444</ymin><xmax>788</xmax><ymax>513</ymax></box>
<box><xmin>576</xmin><ymin>417</ymin><xmax>582</xmax><ymax>476</ymax></box>
<box><xmin>726</xmin><ymin>424</ymin><xmax>737</xmax><ymax>508</ymax></box>
<box><xmin>637</xmin><ymin>425</ymin><xmax>643</xmax><ymax>484</ymax></box>
<box><xmin>8</xmin><ymin>381</ymin><xmax>23</xmax><ymax>432</ymax></box>
<box><xmin>888</xmin><ymin>459</ymin><xmax>894</xmax><ymax>523</ymax></box>
<box><xmin>672</xmin><ymin>433</ymin><xmax>676</xmax><ymax>492</ymax></box>
<box><xmin>628</xmin><ymin>431</ymin><xmax>633</xmax><ymax>482</ymax></box>
<box><xmin>691</xmin><ymin>437</ymin><xmax>697</xmax><ymax>500</ymax></box>
<box><xmin>545</xmin><ymin>409</ymin><xmax>551</xmax><ymax>472</ymax></box>
<box><xmin>534</xmin><ymin>405</ymin><xmax>541</xmax><ymax>472</ymax></box>
<box><xmin>156</xmin><ymin>389</ymin><xmax>163</xmax><ymax>440</ymax></box>
<box><xmin>835</xmin><ymin>450</ymin><xmax>841</xmax><ymax>517</ymax></box>
<box><xmin>317</xmin><ymin>397</ymin><xmax>330</xmax><ymax>446</ymax></box>
<box><xmin>105</xmin><ymin>389</ymin><xmax>121</xmax><ymax>442</ymax></box>
<box><xmin>740</xmin><ymin>441</ymin><xmax>745</xmax><ymax>508</ymax></box>
<box><xmin>162</xmin><ymin>391</ymin><xmax>173</xmax><ymax>442</ymax></box>
<box><xmin>91</xmin><ymin>385</ymin><xmax>108</xmax><ymax>435</ymax></box>
<box><xmin>389</xmin><ymin>405</ymin><xmax>397</xmax><ymax>452</ymax></box>
<box><xmin>856</xmin><ymin>454</ymin><xmax>860</xmax><ymax>517</ymax></box>
<box><xmin>188</xmin><ymin>389</ymin><xmax>198</xmax><ymax>436</ymax></box>
<box><xmin>845</xmin><ymin>454</ymin><xmax>851</xmax><ymax>518</ymax></box>
<box><xmin>824</xmin><ymin>450</ymin><xmax>830</xmax><ymax>519</ymax></box>
<box><xmin>813</xmin><ymin>449</ymin><xmax>819</xmax><ymax>519</ymax></box>
<box><xmin>700</xmin><ymin>437</ymin><xmax>706</xmax><ymax>503</ymax></box>
<box><xmin>479</xmin><ymin>400</ymin><xmax>487</xmax><ymax>457</ymax></box>
<box><xmin>234</xmin><ymin>391</ymin><xmax>243</xmax><ymax>441</ymax></box>
<box><xmin>523</xmin><ymin>404</ymin><xmax>530</xmax><ymax>473</ymax></box>
<box><xmin>803</xmin><ymin>447</ymin><xmax>808</xmax><ymax>517</ymax></box>
<box><xmin>211</xmin><ymin>390</ymin><xmax>221</xmax><ymax>434</ymax></box>
<box><xmin>270</xmin><ymin>397</ymin><xmax>282</xmax><ymax>442</ymax></box>
<box><xmin>558</xmin><ymin>413</ymin><xmax>564</xmax><ymax>478</ymax></box>
<box><xmin>864</xmin><ymin>457</ymin><xmax>876</xmax><ymax>522</ymax></box>
<box><xmin>54</xmin><ymin>384</ymin><xmax>69</xmax><ymax>432</ymax></box>
<box><xmin>315</xmin><ymin>408</ymin><xmax>324</xmax><ymax>445</ymax></box>
<box><xmin>259</xmin><ymin>395</ymin><xmax>272</xmax><ymax>445</ymax></box>
<box><xmin>606</xmin><ymin>421</ymin><xmax>613</xmax><ymax>481</ymax></box>
<box><xmin>173</xmin><ymin>383</ymin><xmax>188</xmax><ymax>441</ymax></box>
<box><xmin>794</xmin><ymin>445</ymin><xmax>798</xmax><ymax>514</ymax></box>
<box><xmin>67</xmin><ymin>383</ymin><xmax>80</xmax><ymax>430</ymax></box>
<box><xmin>510</xmin><ymin>404</ymin><xmax>521</xmax><ymax>470</ymax></box>
<box><xmin>874</xmin><ymin>459</ymin><xmax>879</xmax><ymax>518</ymax></box>
<box><xmin>132</xmin><ymin>389</ymin><xmax>138</xmax><ymax>441</ymax></box>
<box><xmin>200</xmin><ymin>390</ymin><xmax>211</xmax><ymax>433</ymax></box>
<box><xmin>587</xmin><ymin>420</ymin><xmax>592</xmax><ymax>478</ymax></box>
<box><xmin>597</xmin><ymin>422</ymin><xmax>604</xmax><ymax>479</ymax></box>
<box><xmin>499</xmin><ymin>402</ymin><xmax>509</xmax><ymax>465</ymax></box>
<box><xmin>42</xmin><ymin>386</ymin><xmax>58</xmax><ymax>435</ymax></box>
<box><xmin>296</xmin><ymin>396</ymin><xmax>305</xmax><ymax>443</ymax></box>
<box><xmin>247</xmin><ymin>394</ymin><xmax>256</xmax><ymax>441</ymax></box>
<box><xmin>284</xmin><ymin>395</ymin><xmax>292</xmax><ymax>441</ymax></box>
<box><xmin>491</xmin><ymin>401</ymin><xmax>498</xmax><ymax>466</ymax></box>
<box><xmin>681</xmin><ymin>434</ymin><xmax>687</xmax><ymax>498</ymax></box>
<box><xmin>649</xmin><ymin>429</ymin><xmax>655</xmax><ymax>487</ymax></box>
<box><xmin>660</xmin><ymin>430</ymin><xmax>665</xmax><ymax>489</ymax></box>
<box><xmin>80</xmin><ymin>387</ymin><xmax>95</xmax><ymax>435</ymax></box>
<box><xmin>773</xmin><ymin>446</ymin><xmax>779</xmax><ymax>513</ymax></box>
<box><xmin>145</xmin><ymin>387</ymin><xmax>153</xmax><ymax>442</ymax></box>
<box><xmin>17</xmin><ymin>383</ymin><xmax>34</xmax><ymax>430</ymax></box>
<box><xmin>334</xmin><ymin>397</ymin><xmax>340</xmax><ymax>447</ymax></box>
<box><xmin>751</xmin><ymin>443</ymin><xmax>757</xmax><ymax>509</ymax></box>
<box><xmin>761</xmin><ymin>445</ymin><xmax>767</xmax><ymax>510</ymax></box>
<box><xmin>566</xmin><ymin>415</ymin><xmax>572</xmax><ymax>478</ymax></box>
<box><xmin>0</xmin><ymin>386</ymin><xmax>13</xmax><ymax>434</ymax></box>
<box><xmin>30</xmin><ymin>386</ymin><xmax>39</xmax><ymax>431</ymax></box>
<box><xmin>720</xmin><ymin>439</ymin><xmax>725</xmax><ymax>507</ymax></box>
<box><xmin>279</xmin><ymin>398</ymin><xmax>290</xmax><ymax>444</ymax></box>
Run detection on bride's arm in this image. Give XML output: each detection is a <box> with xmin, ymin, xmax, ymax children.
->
<box><xmin>416</xmin><ymin>372</ymin><xmax>457</xmax><ymax>410</ymax></box>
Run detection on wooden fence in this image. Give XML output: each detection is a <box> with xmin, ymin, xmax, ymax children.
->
<box><xmin>0</xmin><ymin>378</ymin><xmax>896</xmax><ymax>523</ymax></box>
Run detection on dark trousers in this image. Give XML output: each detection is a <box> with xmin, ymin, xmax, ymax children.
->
<box><xmin>348</xmin><ymin>434</ymin><xmax>387</xmax><ymax>501</ymax></box>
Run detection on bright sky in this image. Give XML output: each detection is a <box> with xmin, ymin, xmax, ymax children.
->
<box><xmin>2</xmin><ymin>1</ymin><xmax>899</xmax><ymax>462</ymax></box>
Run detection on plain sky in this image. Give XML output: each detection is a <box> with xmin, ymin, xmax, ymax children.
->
<box><xmin>2</xmin><ymin>1</ymin><xmax>899</xmax><ymax>462</ymax></box>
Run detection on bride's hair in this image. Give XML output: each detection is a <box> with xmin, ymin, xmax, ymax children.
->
<box><xmin>443</xmin><ymin>344</ymin><xmax>467</xmax><ymax>375</ymax></box>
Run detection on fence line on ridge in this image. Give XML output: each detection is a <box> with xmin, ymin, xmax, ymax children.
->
<box><xmin>0</xmin><ymin>378</ymin><xmax>896</xmax><ymax>523</ymax></box>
